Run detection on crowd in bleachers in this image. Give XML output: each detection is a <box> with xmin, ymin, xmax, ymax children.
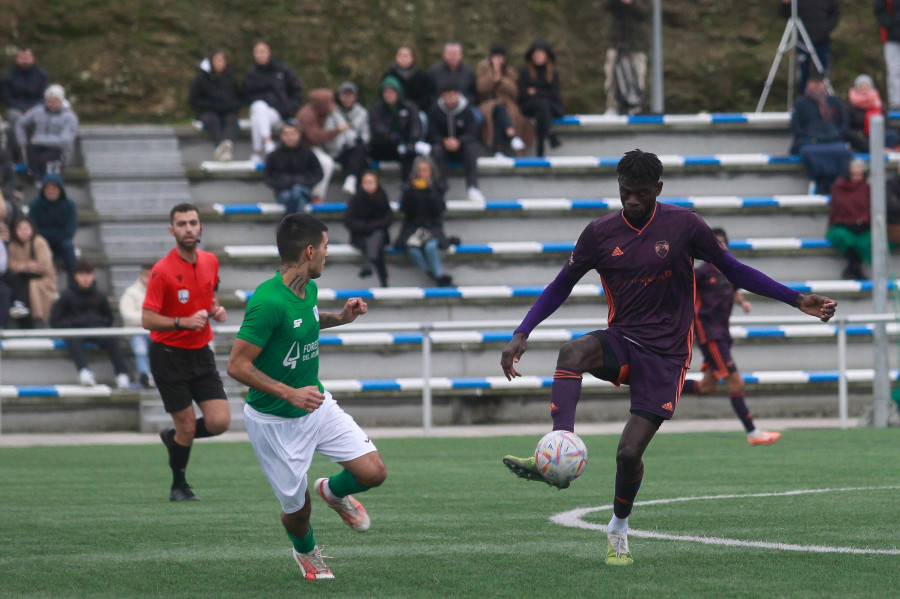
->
<box><xmin>6</xmin><ymin>1</ymin><xmax>900</xmax><ymax>390</ymax></box>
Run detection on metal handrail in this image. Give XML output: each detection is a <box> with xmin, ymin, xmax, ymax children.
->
<box><xmin>1</xmin><ymin>313</ymin><xmax>897</xmax><ymax>435</ymax></box>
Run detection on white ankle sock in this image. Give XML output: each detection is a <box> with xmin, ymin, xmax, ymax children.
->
<box><xmin>608</xmin><ymin>515</ymin><xmax>629</xmax><ymax>534</ymax></box>
<box><xmin>320</xmin><ymin>479</ymin><xmax>339</xmax><ymax>502</ymax></box>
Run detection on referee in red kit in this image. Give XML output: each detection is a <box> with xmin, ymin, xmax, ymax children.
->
<box><xmin>142</xmin><ymin>203</ymin><xmax>230</xmax><ymax>502</ymax></box>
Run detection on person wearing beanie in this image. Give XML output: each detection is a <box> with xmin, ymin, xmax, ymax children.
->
<box><xmin>369</xmin><ymin>75</ymin><xmax>428</xmax><ymax>180</ymax></box>
<box><xmin>476</xmin><ymin>43</ymin><xmax>533</xmax><ymax>156</ymax></box>
<box><xmin>27</xmin><ymin>172</ymin><xmax>78</xmax><ymax>280</ymax></box>
<box><xmin>844</xmin><ymin>74</ymin><xmax>899</xmax><ymax>152</ymax></box>
<box><xmin>324</xmin><ymin>81</ymin><xmax>370</xmax><ymax>196</ymax></box>
<box><xmin>15</xmin><ymin>82</ymin><xmax>79</xmax><ymax>182</ymax></box>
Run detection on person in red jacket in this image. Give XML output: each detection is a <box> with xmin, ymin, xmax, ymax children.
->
<box><xmin>826</xmin><ymin>158</ymin><xmax>871</xmax><ymax>279</ymax></box>
<box><xmin>142</xmin><ymin>203</ymin><xmax>229</xmax><ymax>502</ymax></box>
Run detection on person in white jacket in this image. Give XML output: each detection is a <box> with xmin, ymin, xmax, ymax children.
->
<box><xmin>119</xmin><ymin>264</ymin><xmax>155</xmax><ymax>388</ymax></box>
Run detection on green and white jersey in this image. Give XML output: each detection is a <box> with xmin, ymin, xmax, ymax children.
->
<box><xmin>236</xmin><ymin>273</ymin><xmax>323</xmax><ymax>418</ymax></box>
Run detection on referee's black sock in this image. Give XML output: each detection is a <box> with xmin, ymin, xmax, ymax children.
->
<box><xmin>166</xmin><ymin>433</ymin><xmax>191</xmax><ymax>487</ymax></box>
<box><xmin>193</xmin><ymin>417</ymin><xmax>217</xmax><ymax>439</ymax></box>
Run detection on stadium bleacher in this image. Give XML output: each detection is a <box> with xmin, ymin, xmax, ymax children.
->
<box><xmin>3</xmin><ymin>111</ymin><xmax>899</xmax><ymax>433</ymax></box>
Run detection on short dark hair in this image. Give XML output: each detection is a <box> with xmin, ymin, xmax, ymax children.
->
<box><xmin>276</xmin><ymin>213</ymin><xmax>328</xmax><ymax>264</ymax></box>
<box><xmin>170</xmin><ymin>203</ymin><xmax>199</xmax><ymax>223</ymax></box>
<box><xmin>75</xmin><ymin>260</ymin><xmax>94</xmax><ymax>274</ymax></box>
<box><xmin>616</xmin><ymin>149</ymin><xmax>663</xmax><ymax>186</ymax></box>
<box><xmin>711</xmin><ymin>227</ymin><xmax>728</xmax><ymax>246</ymax></box>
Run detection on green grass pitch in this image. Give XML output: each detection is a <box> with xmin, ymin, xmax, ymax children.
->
<box><xmin>1</xmin><ymin>428</ymin><xmax>898</xmax><ymax>598</ymax></box>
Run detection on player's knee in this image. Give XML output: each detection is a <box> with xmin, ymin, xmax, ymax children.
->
<box><xmin>615</xmin><ymin>444</ymin><xmax>642</xmax><ymax>474</ymax></box>
<box><xmin>556</xmin><ymin>340</ymin><xmax>587</xmax><ymax>372</ymax></box>
<box><xmin>206</xmin><ymin>411</ymin><xmax>231</xmax><ymax>435</ymax></box>
<box><xmin>357</xmin><ymin>458</ymin><xmax>388</xmax><ymax>488</ymax></box>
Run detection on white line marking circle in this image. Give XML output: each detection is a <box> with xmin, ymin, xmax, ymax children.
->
<box><xmin>550</xmin><ymin>486</ymin><xmax>900</xmax><ymax>555</ymax></box>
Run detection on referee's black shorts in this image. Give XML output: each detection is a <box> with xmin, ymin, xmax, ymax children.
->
<box><xmin>149</xmin><ymin>341</ymin><xmax>226</xmax><ymax>413</ymax></box>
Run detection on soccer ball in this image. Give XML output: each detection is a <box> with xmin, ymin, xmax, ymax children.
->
<box><xmin>534</xmin><ymin>430</ymin><xmax>588</xmax><ymax>485</ymax></box>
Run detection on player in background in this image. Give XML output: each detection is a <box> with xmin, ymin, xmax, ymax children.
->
<box><xmin>227</xmin><ymin>213</ymin><xmax>386</xmax><ymax>580</ymax></box>
<box><xmin>680</xmin><ymin>227</ymin><xmax>781</xmax><ymax>446</ymax></box>
<box><xmin>499</xmin><ymin>150</ymin><xmax>836</xmax><ymax>566</ymax></box>
<box><xmin>143</xmin><ymin>203</ymin><xmax>230</xmax><ymax>502</ymax></box>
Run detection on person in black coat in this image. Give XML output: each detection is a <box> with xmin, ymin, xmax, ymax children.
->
<box><xmin>49</xmin><ymin>260</ymin><xmax>130</xmax><ymax>388</ymax></box>
<box><xmin>344</xmin><ymin>171</ymin><xmax>393</xmax><ymax>287</ymax></box>
<box><xmin>189</xmin><ymin>50</ymin><xmax>242</xmax><ymax>161</ymax></box>
<box><xmin>243</xmin><ymin>41</ymin><xmax>303</xmax><ymax>163</ymax></box>
<box><xmin>383</xmin><ymin>45</ymin><xmax>434</xmax><ymax>114</ymax></box>
<box><xmin>518</xmin><ymin>39</ymin><xmax>564</xmax><ymax>157</ymax></box>
<box><xmin>368</xmin><ymin>76</ymin><xmax>427</xmax><ymax>181</ymax></box>
<box><xmin>395</xmin><ymin>156</ymin><xmax>456</xmax><ymax>286</ymax></box>
<box><xmin>0</xmin><ymin>47</ymin><xmax>49</xmax><ymax>157</ymax></box>
<box><xmin>427</xmin><ymin>82</ymin><xmax>484</xmax><ymax>201</ymax></box>
<box><xmin>263</xmin><ymin>122</ymin><xmax>323</xmax><ymax>215</ymax></box>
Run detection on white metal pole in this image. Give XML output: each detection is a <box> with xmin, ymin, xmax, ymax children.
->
<box><xmin>421</xmin><ymin>324</ymin><xmax>433</xmax><ymax>436</ymax></box>
<box><xmin>869</xmin><ymin>115</ymin><xmax>890</xmax><ymax>428</ymax></box>
<box><xmin>837</xmin><ymin>318</ymin><xmax>848</xmax><ymax>429</ymax></box>
<box><xmin>650</xmin><ymin>0</ymin><xmax>664</xmax><ymax>113</ymax></box>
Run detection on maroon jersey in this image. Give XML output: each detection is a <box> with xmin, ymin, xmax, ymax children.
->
<box><xmin>694</xmin><ymin>262</ymin><xmax>734</xmax><ymax>343</ymax></box>
<box><xmin>567</xmin><ymin>202</ymin><xmax>724</xmax><ymax>365</ymax></box>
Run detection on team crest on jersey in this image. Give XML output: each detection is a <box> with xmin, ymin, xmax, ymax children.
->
<box><xmin>313</xmin><ymin>306</ymin><xmax>319</xmax><ymax>321</ymax></box>
<box><xmin>655</xmin><ymin>241</ymin><xmax>670</xmax><ymax>258</ymax></box>
<box><xmin>178</xmin><ymin>289</ymin><xmax>189</xmax><ymax>303</ymax></box>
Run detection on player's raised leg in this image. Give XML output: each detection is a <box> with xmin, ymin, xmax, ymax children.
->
<box><xmin>503</xmin><ymin>334</ymin><xmax>606</xmax><ymax>489</ymax></box>
<box><xmin>315</xmin><ymin>451</ymin><xmax>386</xmax><ymax>532</ymax></box>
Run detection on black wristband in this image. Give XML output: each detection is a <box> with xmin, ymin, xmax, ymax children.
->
<box><xmin>174</xmin><ymin>317</ymin><xmax>181</xmax><ymax>330</ymax></box>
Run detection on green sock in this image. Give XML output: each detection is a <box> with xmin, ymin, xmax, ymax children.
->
<box><xmin>328</xmin><ymin>469</ymin><xmax>370</xmax><ymax>498</ymax></box>
<box><xmin>286</xmin><ymin>525</ymin><xmax>316</xmax><ymax>554</ymax></box>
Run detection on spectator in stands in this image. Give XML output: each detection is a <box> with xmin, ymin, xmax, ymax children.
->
<box><xmin>428</xmin><ymin>42</ymin><xmax>479</xmax><ymax>111</ymax></box>
<box><xmin>296</xmin><ymin>89</ymin><xmax>344</xmax><ymax>202</ymax></box>
<box><xmin>28</xmin><ymin>173</ymin><xmax>77</xmax><ymax>281</ymax></box>
<box><xmin>477</xmin><ymin>43</ymin><xmax>532</xmax><ymax>157</ymax></box>
<box><xmin>324</xmin><ymin>81</ymin><xmax>370</xmax><ymax>195</ymax></box>
<box><xmin>884</xmin><ymin>163</ymin><xmax>900</xmax><ymax>244</ymax></box>
<box><xmin>344</xmin><ymin>171</ymin><xmax>393</xmax><ymax>287</ymax></box>
<box><xmin>844</xmin><ymin>74</ymin><xmax>899</xmax><ymax>152</ymax></box>
<box><xmin>0</xmin><ymin>47</ymin><xmax>49</xmax><ymax>157</ymax></box>
<box><xmin>189</xmin><ymin>49</ymin><xmax>242</xmax><ymax>162</ymax></box>
<box><xmin>826</xmin><ymin>159</ymin><xmax>871</xmax><ymax>280</ymax></box>
<box><xmin>243</xmin><ymin>41</ymin><xmax>303</xmax><ymax>166</ymax></box>
<box><xmin>395</xmin><ymin>156</ymin><xmax>457</xmax><ymax>287</ymax></box>
<box><xmin>6</xmin><ymin>217</ymin><xmax>56</xmax><ymax>327</ymax></box>
<box><xmin>519</xmin><ymin>40</ymin><xmax>564</xmax><ymax>157</ymax></box>
<box><xmin>119</xmin><ymin>264</ymin><xmax>155</xmax><ymax>388</ymax></box>
<box><xmin>383</xmin><ymin>45</ymin><xmax>433</xmax><ymax>113</ymax></box>
<box><xmin>428</xmin><ymin>82</ymin><xmax>485</xmax><ymax>202</ymax></box>
<box><xmin>50</xmin><ymin>260</ymin><xmax>130</xmax><ymax>389</ymax></box>
<box><xmin>369</xmin><ymin>76</ymin><xmax>428</xmax><ymax>181</ymax></box>
<box><xmin>263</xmin><ymin>121</ymin><xmax>323</xmax><ymax>215</ymax></box>
<box><xmin>780</xmin><ymin>0</ymin><xmax>840</xmax><ymax>96</ymax></box>
<box><xmin>604</xmin><ymin>0</ymin><xmax>650</xmax><ymax>115</ymax></box>
<box><xmin>789</xmin><ymin>74</ymin><xmax>851</xmax><ymax>194</ymax></box>
<box><xmin>877</xmin><ymin>0</ymin><xmax>900</xmax><ymax>112</ymax></box>
<box><xmin>0</xmin><ymin>240</ymin><xmax>11</xmax><ymax>329</ymax></box>
<box><xmin>0</xmin><ymin>163</ymin><xmax>23</xmax><ymax>243</ymax></box>
<box><xmin>15</xmin><ymin>84</ymin><xmax>79</xmax><ymax>182</ymax></box>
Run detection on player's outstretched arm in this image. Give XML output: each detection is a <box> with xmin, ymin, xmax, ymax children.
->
<box><xmin>795</xmin><ymin>293</ymin><xmax>837</xmax><ymax>322</ymax></box>
<box><xmin>501</xmin><ymin>332</ymin><xmax>529</xmax><ymax>380</ymax></box>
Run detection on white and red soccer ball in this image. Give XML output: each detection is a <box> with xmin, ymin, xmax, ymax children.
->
<box><xmin>534</xmin><ymin>430</ymin><xmax>588</xmax><ymax>484</ymax></box>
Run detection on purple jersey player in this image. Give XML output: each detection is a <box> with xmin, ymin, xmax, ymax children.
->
<box><xmin>499</xmin><ymin>150</ymin><xmax>837</xmax><ymax>567</ymax></box>
<box><xmin>680</xmin><ymin>228</ymin><xmax>781</xmax><ymax>446</ymax></box>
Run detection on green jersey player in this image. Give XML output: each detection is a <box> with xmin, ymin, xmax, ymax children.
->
<box><xmin>227</xmin><ymin>213</ymin><xmax>387</xmax><ymax>580</ymax></box>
